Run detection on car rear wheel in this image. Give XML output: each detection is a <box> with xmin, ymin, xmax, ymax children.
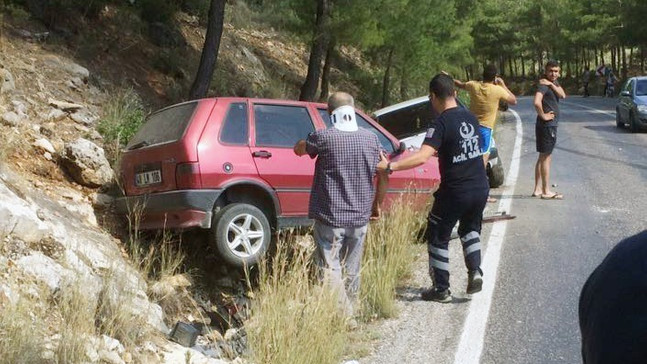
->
<box><xmin>615</xmin><ymin>109</ymin><xmax>624</xmax><ymax>128</ymax></box>
<box><xmin>211</xmin><ymin>203</ymin><xmax>271</xmax><ymax>268</ymax></box>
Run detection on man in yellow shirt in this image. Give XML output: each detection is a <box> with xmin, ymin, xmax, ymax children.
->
<box><xmin>452</xmin><ymin>65</ymin><xmax>517</xmax><ymax>202</ymax></box>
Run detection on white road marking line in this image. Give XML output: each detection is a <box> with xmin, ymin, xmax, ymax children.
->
<box><xmin>562</xmin><ymin>101</ymin><xmax>615</xmax><ymax>117</ymax></box>
<box><xmin>453</xmin><ymin>109</ymin><xmax>523</xmax><ymax>364</ymax></box>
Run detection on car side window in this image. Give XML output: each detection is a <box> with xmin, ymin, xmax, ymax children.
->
<box><xmin>623</xmin><ymin>80</ymin><xmax>633</xmax><ymax>93</ymax></box>
<box><xmin>219</xmin><ymin>103</ymin><xmax>248</xmax><ymax>145</ymax></box>
<box><xmin>254</xmin><ymin>104</ymin><xmax>315</xmax><ymax>147</ymax></box>
<box><xmin>318</xmin><ymin>109</ymin><xmax>395</xmax><ymax>154</ymax></box>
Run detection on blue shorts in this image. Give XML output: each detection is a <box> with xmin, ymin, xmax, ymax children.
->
<box><xmin>479</xmin><ymin>126</ymin><xmax>493</xmax><ymax>154</ymax></box>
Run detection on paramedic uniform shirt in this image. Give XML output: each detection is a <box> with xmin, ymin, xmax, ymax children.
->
<box><xmin>423</xmin><ymin>106</ymin><xmax>488</xmax><ymax>196</ymax></box>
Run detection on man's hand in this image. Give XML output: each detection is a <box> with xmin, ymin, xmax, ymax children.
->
<box><xmin>376</xmin><ymin>151</ymin><xmax>389</xmax><ymax>171</ymax></box>
<box><xmin>541</xmin><ymin>111</ymin><xmax>555</xmax><ymax>121</ymax></box>
<box><xmin>370</xmin><ymin>202</ymin><xmax>381</xmax><ymax>221</ymax></box>
<box><xmin>539</xmin><ymin>78</ymin><xmax>553</xmax><ymax>87</ymax></box>
<box><xmin>293</xmin><ymin>139</ymin><xmax>307</xmax><ymax>156</ymax></box>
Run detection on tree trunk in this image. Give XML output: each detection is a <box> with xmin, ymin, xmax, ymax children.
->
<box><xmin>381</xmin><ymin>48</ymin><xmax>394</xmax><ymax>108</ymax></box>
<box><xmin>594</xmin><ymin>47</ymin><xmax>599</xmax><ymax>67</ymax></box>
<box><xmin>299</xmin><ymin>0</ymin><xmax>330</xmax><ymax>101</ymax></box>
<box><xmin>641</xmin><ymin>46</ymin><xmax>645</xmax><ymax>73</ymax></box>
<box><xmin>318</xmin><ymin>38</ymin><xmax>335</xmax><ymax>102</ymax></box>
<box><xmin>399</xmin><ymin>65</ymin><xmax>408</xmax><ymax>101</ymax></box>
<box><xmin>189</xmin><ymin>0</ymin><xmax>226</xmax><ymax>99</ymax></box>
<box><xmin>622</xmin><ymin>46</ymin><xmax>627</xmax><ymax>80</ymax></box>
<box><xmin>521</xmin><ymin>56</ymin><xmax>525</xmax><ymax>78</ymax></box>
<box><xmin>508</xmin><ymin>57</ymin><xmax>513</xmax><ymax>78</ymax></box>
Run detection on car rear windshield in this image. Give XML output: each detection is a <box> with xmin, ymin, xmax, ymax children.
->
<box><xmin>636</xmin><ymin>80</ymin><xmax>647</xmax><ymax>96</ymax></box>
<box><xmin>126</xmin><ymin>102</ymin><xmax>198</xmax><ymax>150</ymax></box>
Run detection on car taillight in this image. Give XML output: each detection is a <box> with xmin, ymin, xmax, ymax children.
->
<box><xmin>176</xmin><ymin>162</ymin><xmax>201</xmax><ymax>189</ymax></box>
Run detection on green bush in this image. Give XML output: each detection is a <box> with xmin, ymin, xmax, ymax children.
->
<box><xmin>139</xmin><ymin>0</ymin><xmax>179</xmax><ymax>24</ymax></box>
<box><xmin>97</xmin><ymin>88</ymin><xmax>146</xmax><ymax>166</ymax></box>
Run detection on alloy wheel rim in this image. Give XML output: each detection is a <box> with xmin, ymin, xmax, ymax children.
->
<box><xmin>226</xmin><ymin>213</ymin><xmax>265</xmax><ymax>258</ymax></box>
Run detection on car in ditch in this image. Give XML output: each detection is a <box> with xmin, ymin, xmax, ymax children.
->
<box><xmin>115</xmin><ymin>98</ymin><xmax>440</xmax><ymax>268</ymax></box>
<box><xmin>373</xmin><ymin>96</ymin><xmax>505</xmax><ymax>188</ymax></box>
<box><xmin>616</xmin><ymin>76</ymin><xmax>647</xmax><ymax>133</ymax></box>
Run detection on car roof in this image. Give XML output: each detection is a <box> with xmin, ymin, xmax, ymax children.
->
<box><xmin>373</xmin><ymin>96</ymin><xmax>429</xmax><ymax>117</ymax></box>
<box><xmin>632</xmin><ymin>76</ymin><xmax>647</xmax><ymax>81</ymax></box>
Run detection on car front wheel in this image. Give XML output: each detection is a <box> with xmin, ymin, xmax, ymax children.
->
<box><xmin>630</xmin><ymin>111</ymin><xmax>639</xmax><ymax>133</ymax></box>
<box><xmin>616</xmin><ymin>109</ymin><xmax>624</xmax><ymax>128</ymax></box>
<box><xmin>211</xmin><ymin>203</ymin><xmax>271</xmax><ymax>268</ymax></box>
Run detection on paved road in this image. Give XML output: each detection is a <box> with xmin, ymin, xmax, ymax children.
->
<box><xmin>481</xmin><ymin>96</ymin><xmax>646</xmax><ymax>364</ymax></box>
<box><xmin>361</xmin><ymin>96</ymin><xmax>646</xmax><ymax>364</ymax></box>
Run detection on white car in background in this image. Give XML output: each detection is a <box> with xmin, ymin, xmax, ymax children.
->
<box><xmin>373</xmin><ymin>96</ymin><xmax>505</xmax><ymax>188</ymax></box>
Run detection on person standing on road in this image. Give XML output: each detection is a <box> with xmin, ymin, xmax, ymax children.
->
<box><xmin>451</xmin><ymin>64</ymin><xmax>517</xmax><ymax>202</ymax></box>
<box><xmin>532</xmin><ymin>60</ymin><xmax>566</xmax><ymax>200</ymax></box>
<box><xmin>293</xmin><ymin>91</ymin><xmax>388</xmax><ymax>320</ymax></box>
<box><xmin>579</xmin><ymin>230</ymin><xmax>647</xmax><ymax>364</ymax></box>
<box><xmin>582</xmin><ymin>67</ymin><xmax>591</xmax><ymax>97</ymax></box>
<box><xmin>377</xmin><ymin>74</ymin><xmax>488</xmax><ymax>303</ymax></box>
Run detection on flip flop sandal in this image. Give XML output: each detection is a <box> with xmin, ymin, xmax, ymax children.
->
<box><xmin>541</xmin><ymin>193</ymin><xmax>563</xmax><ymax>200</ymax></box>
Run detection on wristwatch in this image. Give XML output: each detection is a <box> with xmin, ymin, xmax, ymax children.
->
<box><xmin>386</xmin><ymin>162</ymin><xmax>394</xmax><ymax>175</ymax></box>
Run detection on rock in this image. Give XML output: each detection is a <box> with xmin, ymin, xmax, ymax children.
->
<box><xmin>61</xmin><ymin>138</ymin><xmax>114</xmax><ymax>187</ymax></box>
<box><xmin>42</xmin><ymin>55</ymin><xmax>90</xmax><ymax>81</ymax></box>
<box><xmin>99</xmin><ymin>349</ymin><xmax>125</xmax><ymax>364</ymax></box>
<box><xmin>15</xmin><ymin>252</ymin><xmax>72</xmax><ymax>293</ymax></box>
<box><xmin>0</xmin><ymin>183</ymin><xmax>49</xmax><ymax>243</ymax></box>
<box><xmin>70</xmin><ymin>111</ymin><xmax>98</xmax><ymax>125</ymax></box>
<box><xmin>48</xmin><ymin>98</ymin><xmax>84</xmax><ymax>112</ymax></box>
<box><xmin>93</xmin><ymin>193</ymin><xmax>114</xmax><ymax>208</ymax></box>
<box><xmin>33</xmin><ymin>138</ymin><xmax>56</xmax><ymax>154</ymax></box>
<box><xmin>11</xmin><ymin>100</ymin><xmax>27</xmax><ymax>117</ymax></box>
<box><xmin>1</xmin><ymin>111</ymin><xmax>20</xmax><ymax>126</ymax></box>
<box><xmin>47</xmin><ymin>108</ymin><xmax>67</xmax><ymax>121</ymax></box>
<box><xmin>0</xmin><ymin>67</ymin><xmax>15</xmax><ymax>93</ymax></box>
<box><xmin>43</xmin><ymin>152</ymin><xmax>53</xmax><ymax>161</ymax></box>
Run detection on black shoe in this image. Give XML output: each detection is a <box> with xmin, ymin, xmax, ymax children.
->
<box><xmin>421</xmin><ymin>288</ymin><xmax>451</xmax><ymax>303</ymax></box>
<box><xmin>466</xmin><ymin>270</ymin><xmax>483</xmax><ymax>294</ymax></box>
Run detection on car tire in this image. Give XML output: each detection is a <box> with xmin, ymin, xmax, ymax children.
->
<box><xmin>616</xmin><ymin>109</ymin><xmax>624</xmax><ymax>128</ymax></box>
<box><xmin>630</xmin><ymin>112</ymin><xmax>639</xmax><ymax>133</ymax></box>
<box><xmin>487</xmin><ymin>162</ymin><xmax>505</xmax><ymax>188</ymax></box>
<box><xmin>211</xmin><ymin>203</ymin><xmax>271</xmax><ymax>268</ymax></box>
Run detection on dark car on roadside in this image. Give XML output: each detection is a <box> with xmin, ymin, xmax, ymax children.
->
<box><xmin>373</xmin><ymin>96</ymin><xmax>505</xmax><ymax>188</ymax></box>
<box><xmin>115</xmin><ymin>98</ymin><xmax>440</xmax><ymax>268</ymax></box>
<box><xmin>616</xmin><ymin>76</ymin><xmax>647</xmax><ymax>132</ymax></box>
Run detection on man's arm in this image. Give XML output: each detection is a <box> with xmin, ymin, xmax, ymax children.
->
<box><xmin>293</xmin><ymin>139</ymin><xmax>307</xmax><ymax>156</ymax></box>
<box><xmin>495</xmin><ymin>77</ymin><xmax>517</xmax><ymax>105</ymax></box>
<box><xmin>377</xmin><ymin>144</ymin><xmax>436</xmax><ymax>172</ymax></box>
<box><xmin>441</xmin><ymin>70</ymin><xmax>466</xmax><ymax>89</ymax></box>
<box><xmin>539</xmin><ymin>78</ymin><xmax>566</xmax><ymax>99</ymax></box>
<box><xmin>371</xmin><ymin>169</ymin><xmax>389</xmax><ymax>220</ymax></box>
<box><xmin>534</xmin><ymin>92</ymin><xmax>555</xmax><ymax>121</ymax></box>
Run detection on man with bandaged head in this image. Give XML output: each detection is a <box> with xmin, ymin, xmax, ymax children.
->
<box><xmin>294</xmin><ymin>91</ymin><xmax>388</xmax><ymax>321</ymax></box>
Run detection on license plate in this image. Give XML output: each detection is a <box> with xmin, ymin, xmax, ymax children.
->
<box><xmin>135</xmin><ymin>170</ymin><xmax>162</xmax><ymax>186</ymax></box>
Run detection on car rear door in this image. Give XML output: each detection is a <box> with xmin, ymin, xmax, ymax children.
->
<box><xmin>250</xmin><ymin>102</ymin><xmax>316</xmax><ymax>216</ymax></box>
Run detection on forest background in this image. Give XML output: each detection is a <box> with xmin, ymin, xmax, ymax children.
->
<box><xmin>3</xmin><ymin>0</ymin><xmax>647</xmax><ymax>113</ymax></box>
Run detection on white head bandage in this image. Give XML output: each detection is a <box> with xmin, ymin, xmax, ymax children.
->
<box><xmin>330</xmin><ymin>105</ymin><xmax>358</xmax><ymax>132</ymax></box>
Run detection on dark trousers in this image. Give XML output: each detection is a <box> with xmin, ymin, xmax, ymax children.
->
<box><xmin>583</xmin><ymin>82</ymin><xmax>589</xmax><ymax>97</ymax></box>
<box><xmin>427</xmin><ymin>188</ymin><xmax>488</xmax><ymax>290</ymax></box>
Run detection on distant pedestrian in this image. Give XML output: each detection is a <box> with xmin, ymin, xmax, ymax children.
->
<box><xmin>293</xmin><ymin>91</ymin><xmax>388</xmax><ymax>321</ymax></box>
<box><xmin>532</xmin><ymin>60</ymin><xmax>566</xmax><ymax>200</ymax></box>
<box><xmin>579</xmin><ymin>230</ymin><xmax>647</xmax><ymax>364</ymax></box>
<box><xmin>582</xmin><ymin>67</ymin><xmax>590</xmax><ymax>97</ymax></box>
<box><xmin>377</xmin><ymin>73</ymin><xmax>488</xmax><ymax>303</ymax></box>
<box><xmin>451</xmin><ymin>64</ymin><xmax>517</xmax><ymax>203</ymax></box>
<box><xmin>605</xmin><ymin>70</ymin><xmax>618</xmax><ymax>97</ymax></box>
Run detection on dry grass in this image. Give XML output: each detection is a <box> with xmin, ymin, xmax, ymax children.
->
<box><xmin>0</xmin><ymin>290</ymin><xmax>45</xmax><ymax>364</ymax></box>
<box><xmin>246</xmin><ymin>231</ymin><xmax>349</xmax><ymax>364</ymax></box>
<box><xmin>54</xmin><ymin>282</ymin><xmax>96</xmax><ymax>363</ymax></box>
<box><xmin>360</xmin><ymin>196</ymin><xmax>428</xmax><ymax>320</ymax></box>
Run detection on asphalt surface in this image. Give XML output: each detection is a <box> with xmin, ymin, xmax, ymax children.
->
<box><xmin>361</xmin><ymin>96</ymin><xmax>647</xmax><ymax>364</ymax></box>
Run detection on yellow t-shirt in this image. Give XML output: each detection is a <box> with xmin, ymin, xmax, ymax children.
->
<box><xmin>464</xmin><ymin>81</ymin><xmax>509</xmax><ymax>129</ymax></box>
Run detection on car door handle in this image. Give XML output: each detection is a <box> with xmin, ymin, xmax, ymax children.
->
<box><xmin>252</xmin><ymin>150</ymin><xmax>272</xmax><ymax>158</ymax></box>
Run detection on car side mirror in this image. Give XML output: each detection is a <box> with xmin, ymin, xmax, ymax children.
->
<box><xmin>620</xmin><ymin>91</ymin><xmax>631</xmax><ymax>97</ymax></box>
<box><xmin>396</xmin><ymin>141</ymin><xmax>406</xmax><ymax>155</ymax></box>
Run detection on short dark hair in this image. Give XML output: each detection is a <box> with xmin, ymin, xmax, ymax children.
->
<box><xmin>545</xmin><ymin>59</ymin><xmax>560</xmax><ymax>70</ymax></box>
<box><xmin>429</xmin><ymin>73</ymin><xmax>455</xmax><ymax>99</ymax></box>
<box><xmin>483</xmin><ymin>64</ymin><xmax>498</xmax><ymax>82</ymax></box>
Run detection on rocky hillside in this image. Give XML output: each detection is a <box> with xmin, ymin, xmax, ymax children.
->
<box><xmin>0</xmin><ymin>3</ymin><xmax>341</xmax><ymax>363</ymax></box>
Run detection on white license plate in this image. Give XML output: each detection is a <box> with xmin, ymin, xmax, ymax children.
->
<box><xmin>135</xmin><ymin>170</ymin><xmax>162</xmax><ymax>186</ymax></box>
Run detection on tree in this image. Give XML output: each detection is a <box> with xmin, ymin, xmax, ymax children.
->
<box><xmin>189</xmin><ymin>0</ymin><xmax>226</xmax><ymax>99</ymax></box>
<box><xmin>299</xmin><ymin>0</ymin><xmax>330</xmax><ymax>101</ymax></box>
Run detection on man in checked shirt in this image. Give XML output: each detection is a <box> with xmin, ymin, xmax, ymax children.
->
<box><xmin>294</xmin><ymin>91</ymin><xmax>388</xmax><ymax>322</ymax></box>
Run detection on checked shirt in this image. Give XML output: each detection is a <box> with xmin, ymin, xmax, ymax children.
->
<box><xmin>305</xmin><ymin>127</ymin><xmax>381</xmax><ymax>228</ymax></box>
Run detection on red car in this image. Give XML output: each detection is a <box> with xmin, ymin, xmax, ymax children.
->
<box><xmin>116</xmin><ymin>98</ymin><xmax>439</xmax><ymax>267</ymax></box>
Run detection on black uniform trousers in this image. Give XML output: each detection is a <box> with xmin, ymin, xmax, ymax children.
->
<box><xmin>426</xmin><ymin>187</ymin><xmax>488</xmax><ymax>291</ymax></box>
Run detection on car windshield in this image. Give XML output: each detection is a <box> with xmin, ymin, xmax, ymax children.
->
<box><xmin>635</xmin><ymin>80</ymin><xmax>647</xmax><ymax>96</ymax></box>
